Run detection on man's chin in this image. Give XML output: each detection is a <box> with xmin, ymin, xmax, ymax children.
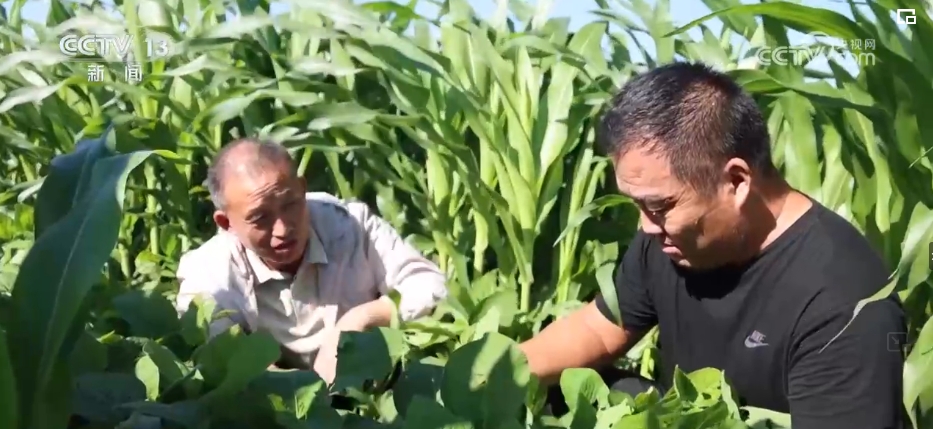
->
<box><xmin>669</xmin><ymin>255</ymin><xmax>730</xmax><ymax>273</ymax></box>
<box><xmin>670</xmin><ymin>257</ymin><xmax>693</xmax><ymax>268</ymax></box>
<box><xmin>664</xmin><ymin>250</ymin><xmax>702</xmax><ymax>269</ymax></box>
<box><xmin>261</xmin><ymin>247</ymin><xmax>304</xmax><ymax>269</ymax></box>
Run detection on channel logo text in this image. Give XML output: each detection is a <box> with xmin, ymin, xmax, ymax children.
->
<box><xmin>59</xmin><ymin>33</ymin><xmax>173</xmax><ymax>63</ymax></box>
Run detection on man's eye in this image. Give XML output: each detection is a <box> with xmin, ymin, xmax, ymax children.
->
<box><xmin>647</xmin><ymin>207</ymin><xmax>668</xmax><ymax>217</ymax></box>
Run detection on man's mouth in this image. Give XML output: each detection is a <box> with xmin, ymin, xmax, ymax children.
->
<box><xmin>272</xmin><ymin>239</ymin><xmax>296</xmax><ymax>251</ymax></box>
<box><xmin>661</xmin><ymin>242</ymin><xmax>681</xmax><ymax>256</ymax></box>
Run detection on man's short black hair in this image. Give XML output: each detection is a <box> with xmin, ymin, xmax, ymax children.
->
<box><xmin>206</xmin><ymin>138</ymin><xmax>295</xmax><ymax>210</ymax></box>
<box><xmin>596</xmin><ymin>62</ymin><xmax>778</xmax><ymax>195</ymax></box>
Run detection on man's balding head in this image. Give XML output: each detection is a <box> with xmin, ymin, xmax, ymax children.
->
<box><xmin>206</xmin><ymin>138</ymin><xmax>296</xmax><ymax>210</ymax></box>
<box><xmin>207</xmin><ymin>138</ymin><xmax>310</xmax><ymax>270</ymax></box>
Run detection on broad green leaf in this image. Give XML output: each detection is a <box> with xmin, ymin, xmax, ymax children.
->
<box><xmin>668</xmin><ymin>2</ymin><xmax>869</xmax><ymax>40</ymax></box>
<box><xmin>7</xmin><ymin>129</ymin><xmax>160</xmax><ymax>429</ymax></box>
<box><xmin>392</xmin><ymin>359</ymin><xmax>445</xmax><ymax>417</ymax></box>
<box><xmin>402</xmin><ymin>395</ymin><xmax>474</xmax><ymax>429</ymax></box>
<box><xmin>904</xmin><ymin>315</ymin><xmax>933</xmax><ymax>429</ymax></box>
<box><xmin>202</xmin><ymin>15</ymin><xmax>273</xmax><ymax>39</ymax></box>
<box><xmin>112</xmin><ymin>290</ymin><xmax>181</xmax><ymax>339</ymax></box>
<box><xmin>672</xmin><ymin>366</ymin><xmax>698</xmax><ymax>404</ymax></box>
<box><xmin>32</xmin><ymin>130</ymin><xmax>118</xmax><ymax>237</ymax></box>
<box><xmin>68</xmin><ymin>331</ymin><xmax>108</xmax><ymax>377</ymax></box>
<box><xmin>686</xmin><ymin>367</ymin><xmax>723</xmax><ymax>396</ymax></box>
<box><xmin>251</xmin><ymin>370</ymin><xmax>343</xmax><ymax>428</ymax></box>
<box><xmin>441</xmin><ymin>332</ymin><xmax>530</xmax><ymax>426</ymax></box>
<box><xmin>116</xmin><ymin>400</ymin><xmax>206</xmax><ymax>428</ymax></box>
<box><xmin>596</xmin><ymin>262</ymin><xmax>622</xmax><ymax>326</ymax></box>
<box><xmin>141</xmin><ymin>342</ymin><xmax>186</xmax><ymax>387</ymax></box>
<box><xmin>897</xmin><ymin>203</ymin><xmax>933</xmax><ymax>288</ymax></box>
<box><xmin>471</xmin><ymin>287</ymin><xmax>517</xmax><ymax>328</ymax></box>
<box><xmin>306</xmin><ymin>102</ymin><xmax>379</xmax><ymax>131</ymax></box>
<box><xmin>135</xmin><ymin>355</ymin><xmax>160</xmax><ymax>401</ymax></box>
<box><xmin>334</xmin><ymin>327</ymin><xmax>409</xmax><ymax>391</ymax></box>
<box><xmin>612</xmin><ymin>407</ymin><xmax>662</xmax><ymax>429</ymax></box>
<box><xmin>559</xmin><ymin>368</ymin><xmax>610</xmax><ymax>411</ymax></box>
<box><xmin>0</xmin><ymin>79</ymin><xmax>73</xmax><ymax>114</ymax></box>
<box><xmin>555</xmin><ymin>194</ymin><xmax>631</xmax><ymax>246</ymax></box>
<box><xmin>743</xmin><ymin>406</ymin><xmax>791</xmax><ymax>428</ymax></box>
<box><xmin>72</xmin><ymin>372</ymin><xmax>148</xmax><ymax>425</ymax></box>
<box><xmin>203</xmin><ymin>331</ymin><xmax>281</xmax><ymax>400</ymax></box>
<box><xmin>470</xmin><ymin>307</ymin><xmax>500</xmax><ymax>341</ymax></box>
<box><xmin>191</xmin><ymin>325</ymin><xmax>243</xmax><ymax>386</ymax></box>
<box><xmin>30</xmin><ymin>359</ymin><xmax>72</xmax><ymax>429</ymax></box>
<box><xmin>291</xmin><ymin>57</ymin><xmax>359</xmax><ymax>77</ymax></box>
<box><xmin>179</xmin><ymin>295</ymin><xmax>219</xmax><ymax>346</ymax></box>
<box><xmin>205</xmin><ymin>93</ymin><xmax>261</xmax><ymax>127</ymax></box>
<box><xmin>719</xmin><ymin>371</ymin><xmax>742</xmax><ymax>418</ymax></box>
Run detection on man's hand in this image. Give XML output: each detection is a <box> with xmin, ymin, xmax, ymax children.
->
<box><xmin>312</xmin><ymin>308</ymin><xmax>371</xmax><ymax>385</ymax></box>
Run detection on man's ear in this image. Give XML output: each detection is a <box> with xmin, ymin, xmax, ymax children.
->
<box><xmin>723</xmin><ymin>158</ymin><xmax>752</xmax><ymax>208</ymax></box>
<box><xmin>213</xmin><ymin>210</ymin><xmax>231</xmax><ymax>230</ymax></box>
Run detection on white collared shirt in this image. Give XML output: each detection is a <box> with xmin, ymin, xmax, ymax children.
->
<box><xmin>174</xmin><ymin>192</ymin><xmax>448</xmax><ymax>367</ymax></box>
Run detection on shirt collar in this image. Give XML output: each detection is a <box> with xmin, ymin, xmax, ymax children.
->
<box><xmin>244</xmin><ymin>227</ymin><xmax>327</xmax><ymax>284</ymax></box>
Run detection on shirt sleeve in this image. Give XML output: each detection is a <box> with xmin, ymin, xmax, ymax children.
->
<box><xmin>595</xmin><ymin>231</ymin><xmax>658</xmax><ymax>335</ymax></box>
<box><xmin>347</xmin><ymin>201</ymin><xmax>449</xmax><ymax>322</ymax></box>
<box><xmin>787</xmin><ymin>293</ymin><xmax>906</xmax><ymax>429</ymax></box>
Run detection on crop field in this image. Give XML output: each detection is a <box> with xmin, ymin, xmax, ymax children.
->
<box><xmin>0</xmin><ymin>0</ymin><xmax>932</xmax><ymax>428</ymax></box>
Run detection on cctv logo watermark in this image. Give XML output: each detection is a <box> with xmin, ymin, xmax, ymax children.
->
<box><xmin>59</xmin><ymin>32</ymin><xmax>174</xmax><ymax>63</ymax></box>
<box><xmin>896</xmin><ymin>9</ymin><xmax>916</xmax><ymax>25</ymax></box>
<box><xmin>755</xmin><ymin>32</ymin><xmax>877</xmax><ymax>67</ymax></box>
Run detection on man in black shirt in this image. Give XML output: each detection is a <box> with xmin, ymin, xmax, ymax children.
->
<box><xmin>518</xmin><ymin>62</ymin><xmax>906</xmax><ymax>429</ymax></box>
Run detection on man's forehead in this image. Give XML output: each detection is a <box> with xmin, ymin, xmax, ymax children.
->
<box><xmin>615</xmin><ymin>175</ymin><xmax>689</xmax><ymax>210</ymax></box>
<box><xmin>224</xmin><ymin>173</ymin><xmax>294</xmax><ymax>206</ymax></box>
<box><xmin>616</xmin><ymin>145</ymin><xmax>671</xmax><ymax>169</ymax></box>
<box><xmin>616</xmin><ymin>184</ymin><xmax>671</xmax><ymax>204</ymax></box>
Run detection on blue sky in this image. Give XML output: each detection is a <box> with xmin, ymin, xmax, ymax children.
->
<box><xmin>8</xmin><ymin>0</ymin><xmax>857</xmax><ymax>29</ymax></box>
<box><xmin>4</xmin><ymin>0</ymin><xmax>882</xmax><ymax>71</ymax></box>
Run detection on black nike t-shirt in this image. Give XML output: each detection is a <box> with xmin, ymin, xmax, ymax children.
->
<box><xmin>595</xmin><ymin>201</ymin><xmax>907</xmax><ymax>429</ymax></box>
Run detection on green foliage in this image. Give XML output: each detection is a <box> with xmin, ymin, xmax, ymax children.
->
<box><xmin>0</xmin><ymin>0</ymin><xmax>932</xmax><ymax>428</ymax></box>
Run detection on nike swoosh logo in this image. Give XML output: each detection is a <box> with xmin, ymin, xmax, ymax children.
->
<box><xmin>744</xmin><ymin>338</ymin><xmax>768</xmax><ymax>348</ymax></box>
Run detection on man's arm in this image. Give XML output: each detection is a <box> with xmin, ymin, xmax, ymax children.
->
<box><xmin>347</xmin><ymin>201</ymin><xmax>448</xmax><ymax>325</ymax></box>
<box><xmin>787</xmin><ymin>294</ymin><xmax>906</xmax><ymax>429</ymax></box>
<box><xmin>521</xmin><ymin>231</ymin><xmax>658</xmax><ymax>385</ymax></box>
<box><xmin>339</xmin><ymin>296</ymin><xmax>396</xmax><ymax>330</ymax></box>
<box><xmin>520</xmin><ymin>302</ymin><xmax>638</xmax><ymax>385</ymax></box>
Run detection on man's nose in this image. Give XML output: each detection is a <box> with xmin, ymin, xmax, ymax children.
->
<box><xmin>271</xmin><ymin>217</ymin><xmax>291</xmax><ymax>236</ymax></box>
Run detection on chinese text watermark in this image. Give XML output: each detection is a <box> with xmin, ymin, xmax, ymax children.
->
<box><xmin>85</xmin><ymin>63</ymin><xmax>144</xmax><ymax>84</ymax></box>
<box><xmin>59</xmin><ymin>32</ymin><xmax>173</xmax><ymax>63</ymax></box>
<box><xmin>755</xmin><ymin>32</ymin><xmax>877</xmax><ymax>67</ymax></box>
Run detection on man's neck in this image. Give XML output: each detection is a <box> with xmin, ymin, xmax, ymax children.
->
<box><xmin>750</xmin><ymin>180</ymin><xmax>813</xmax><ymax>254</ymax></box>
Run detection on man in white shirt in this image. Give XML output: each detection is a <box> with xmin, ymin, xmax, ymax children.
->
<box><xmin>174</xmin><ymin>138</ymin><xmax>448</xmax><ymax>383</ymax></box>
